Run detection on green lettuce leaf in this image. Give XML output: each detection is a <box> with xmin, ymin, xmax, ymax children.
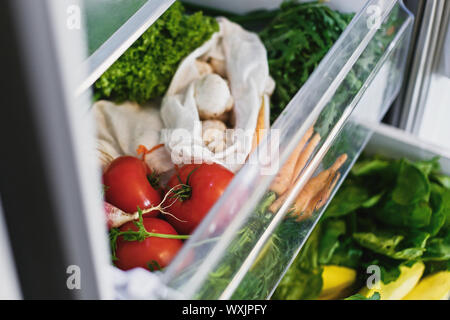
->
<box><xmin>392</xmin><ymin>160</ymin><xmax>430</xmax><ymax>205</ymax></box>
<box><xmin>422</xmin><ymin>234</ymin><xmax>450</xmax><ymax>261</ymax></box>
<box><xmin>353</xmin><ymin>230</ymin><xmax>429</xmax><ymax>260</ymax></box>
<box><xmin>345</xmin><ymin>292</ymin><xmax>380</xmax><ymax>300</ymax></box>
<box><xmin>375</xmin><ymin>199</ymin><xmax>432</xmax><ymax>229</ymax></box>
<box><xmin>318</xmin><ymin>219</ymin><xmax>346</xmax><ymax>264</ymax></box>
<box><xmin>351</xmin><ymin>158</ymin><xmax>390</xmax><ymax>177</ymax></box>
<box><xmin>324</xmin><ymin>184</ymin><xmax>369</xmax><ymax>218</ymax></box>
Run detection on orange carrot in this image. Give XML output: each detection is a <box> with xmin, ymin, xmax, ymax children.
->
<box><xmin>292</xmin><ymin>132</ymin><xmax>321</xmax><ymax>183</ymax></box>
<box><xmin>298</xmin><ymin>172</ymin><xmax>340</xmax><ymax>222</ymax></box>
<box><xmin>293</xmin><ymin>153</ymin><xmax>347</xmax><ymax>218</ymax></box>
<box><xmin>269</xmin><ymin>192</ymin><xmax>288</xmax><ymax>213</ymax></box>
<box><xmin>270</xmin><ymin>126</ymin><xmax>314</xmax><ymax>195</ymax></box>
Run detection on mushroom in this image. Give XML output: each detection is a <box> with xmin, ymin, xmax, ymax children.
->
<box><xmin>209</xmin><ymin>58</ymin><xmax>227</xmax><ymax>78</ymax></box>
<box><xmin>202</xmin><ymin>120</ymin><xmax>227</xmax><ymax>153</ymax></box>
<box><xmin>195</xmin><ymin>60</ymin><xmax>213</xmax><ymax>77</ymax></box>
<box><xmin>194</xmin><ymin>74</ymin><xmax>234</xmax><ymax>120</ymax></box>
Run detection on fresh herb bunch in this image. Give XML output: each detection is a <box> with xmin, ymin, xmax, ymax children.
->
<box><xmin>94</xmin><ymin>1</ymin><xmax>219</xmax><ymax>103</ymax></box>
<box><xmin>259</xmin><ymin>1</ymin><xmax>353</xmax><ymax>123</ymax></box>
<box><xmin>273</xmin><ymin>155</ymin><xmax>450</xmax><ymax>299</ymax></box>
<box><xmin>193</xmin><ymin>192</ymin><xmax>277</xmax><ymax>299</ymax></box>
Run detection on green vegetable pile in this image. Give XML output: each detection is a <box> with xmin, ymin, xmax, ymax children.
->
<box><xmin>258</xmin><ymin>1</ymin><xmax>353</xmax><ymax>123</ymax></box>
<box><xmin>273</xmin><ymin>155</ymin><xmax>450</xmax><ymax>300</ymax></box>
<box><xmin>94</xmin><ymin>2</ymin><xmax>219</xmax><ymax>103</ymax></box>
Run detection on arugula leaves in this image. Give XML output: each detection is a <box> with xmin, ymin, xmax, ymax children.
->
<box><xmin>258</xmin><ymin>1</ymin><xmax>353</xmax><ymax>123</ymax></box>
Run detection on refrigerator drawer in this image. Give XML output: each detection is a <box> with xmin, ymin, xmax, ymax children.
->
<box><xmin>85</xmin><ymin>1</ymin><xmax>414</xmax><ymax>299</ymax></box>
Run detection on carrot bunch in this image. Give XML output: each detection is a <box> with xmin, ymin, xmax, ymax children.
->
<box><xmin>269</xmin><ymin>125</ymin><xmax>347</xmax><ymax>221</ymax></box>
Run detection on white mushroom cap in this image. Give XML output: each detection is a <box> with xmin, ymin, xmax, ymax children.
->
<box><xmin>202</xmin><ymin>120</ymin><xmax>227</xmax><ymax>153</ymax></box>
<box><xmin>194</xmin><ymin>74</ymin><xmax>234</xmax><ymax>120</ymax></box>
<box><xmin>195</xmin><ymin>60</ymin><xmax>213</xmax><ymax>77</ymax></box>
<box><xmin>209</xmin><ymin>58</ymin><xmax>227</xmax><ymax>78</ymax></box>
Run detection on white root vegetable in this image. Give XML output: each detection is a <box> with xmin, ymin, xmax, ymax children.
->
<box><xmin>194</xmin><ymin>74</ymin><xmax>234</xmax><ymax>120</ymax></box>
<box><xmin>104</xmin><ymin>202</ymin><xmax>138</xmax><ymax>229</ymax></box>
<box><xmin>202</xmin><ymin>120</ymin><xmax>227</xmax><ymax>153</ymax></box>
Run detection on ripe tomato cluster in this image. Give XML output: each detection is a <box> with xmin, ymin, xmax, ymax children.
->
<box><xmin>103</xmin><ymin>156</ymin><xmax>234</xmax><ymax>271</ymax></box>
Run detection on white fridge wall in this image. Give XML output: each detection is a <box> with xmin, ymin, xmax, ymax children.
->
<box><xmin>418</xmin><ymin>74</ymin><xmax>450</xmax><ymax>151</ymax></box>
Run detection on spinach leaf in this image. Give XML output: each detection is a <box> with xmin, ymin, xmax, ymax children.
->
<box><xmin>353</xmin><ymin>230</ymin><xmax>429</xmax><ymax>260</ymax></box>
<box><xmin>415</xmin><ymin>157</ymin><xmax>440</xmax><ymax>177</ymax></box>
<box><xmin>431</xmin><ymin>173</ymin><xmax>450</xmax><ymax>189</ymax></box>
<box><xmin>375</xmin><ymin>199</ymin><xmax>432</xmax><ymax>229</ymax></box>
<box><xmin>328</xmin><ymin>238</ymin><xmax>363</xmax><ymax>269</ymax></box>
<box><xmin>392</xmin><ymin>160</ymin><xmax>430</xmax><ymax>205</ymax></box>
<box><xmin>422</xmin><ymin>234</ymin><xmax>450</xmax><ymax>261</ymax></box>
<box><xmin>424</xmin><ymin>184</ymin><xmax>447</xmax><ymax>236</ymax></box>
<box><xmin>318</xmin><ymin>219</ymin><xmax>346</xmax><ymax>264</ymax></box>
<box><xmin>351</xmin><ymin>158</ymin><xmax>390</xmax><ymax>177</ymax></box>
<box><xmin>324</xmin><ymin>184</ymin><xmax>369</xmax><ymax>218</ymax></box>
<box><xmin>345</xmin><ymin>292</ymin><xmax>380</xmax><ymax>300</ymax></box>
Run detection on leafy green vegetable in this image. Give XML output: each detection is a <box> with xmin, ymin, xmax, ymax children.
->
<box><xmin>327</xmin><ymin>238</ymin><xmax>363</xmax><ymax>269</ymax></box>
<box><xmin>345</xmin><ymin>292</ymin><xmax>380</xmax><ymax>300</ymax></box>
<box><xmin>272</xmin><ymin>225</ymin><xmax>323</xmax><ymax>300</ymax></box>
<box><xmin>324</xmin><ymin>184</ymin><xmax>369</xmax><ymax>218</ymax></box>
<box><xmin>422</xmin><ymin>234</ymin><xmax>450</xmax><ymax>261</ymax></box>
<box><xmin>415</xmin><ymin>157</ymin><xmax>440</xmax><ymax>177</ymax></box>
<box><xmin>375</xmin><ymin>199</ymin><xmax>432</xmax><ymax>229</ymax></box>
<box><xmin>432</xmin><ymin>173</ymin><xmax>450</xmax><ymax>189</ymax></box>
<box><xmin>278</xmin><ymin>154</ymin><xmax>450</xmax><ymax>298</ymax></box>
<box><xmin>94</xmin><ymin>2</ymin><xmax>219</xmax><ymax>103</ymax></box>
<box><xmin>258</xmin><ymin>1</ymin><xmax>353</xmax><ymax>123</ymax></box>
<box><xmin>351</xmin><ymin>159</ymin><xmax>390</xmax><ymax>176</ymax></box>
<box><xmin>423</xmin><ymin>260</ymin><xmax>450</xmax><ymax>277</ymax></box>
<box><xmin>353</xmin><ymin>231</ymin><xmax>429</xmax><ymax>260</ymax></box>
<box><xmin>318</xmin><ymin>219</ymin><xmax>346</xmax><ymax>264</ymax></box>
<box><xmin>392</xmin><ymin>160</ymin><xmax>430</xmax><ymax>205</ymax></box>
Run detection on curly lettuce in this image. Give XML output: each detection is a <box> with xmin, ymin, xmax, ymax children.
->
<box><xmin>94</xmin><ymin>2</ymin><xmax>219</xmax><ymax>104</ymax></box>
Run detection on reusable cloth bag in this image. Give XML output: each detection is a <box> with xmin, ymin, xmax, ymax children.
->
<box><xmin>93</xmin><ymin>100</ymin><xmax>173</xmax><ymax>175</ymax></box>
<box><xmin>160</xmin><ymin>17</ymin><xmax>274</xmax><ymax>172</ymax></box>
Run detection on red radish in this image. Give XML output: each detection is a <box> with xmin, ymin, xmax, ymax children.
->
<box><xmin>104</xmin><ymin>202</ymin><xmax>138</xmax><ymax>229</ymax></box>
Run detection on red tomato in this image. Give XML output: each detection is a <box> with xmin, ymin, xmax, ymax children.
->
<box><xmin>164</xmin><ymin>163</ymin><xmax>234</xmax><ymax>234</ymax></box>
<box><xmin>103</xmin><ymin>156</ymin><xmax>161</xmax><ymax>215</ymax></box>
<box><xmin>115</xmin><ymin>217</ymin><xmax>183</xmax><ymax>271</ymax></box>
